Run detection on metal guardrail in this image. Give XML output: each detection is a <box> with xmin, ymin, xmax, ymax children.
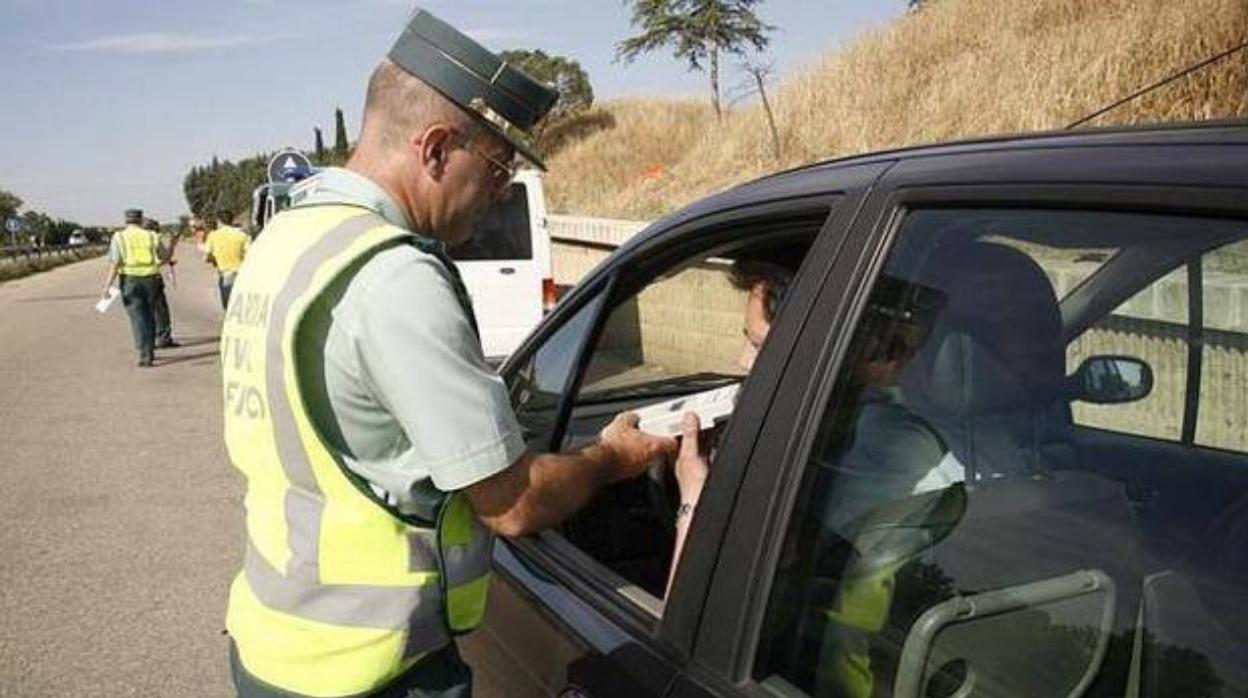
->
<box><xmin>0</xmin><ymin>243</ymin><xmax>105</xmax><ymax>262</ymax></box>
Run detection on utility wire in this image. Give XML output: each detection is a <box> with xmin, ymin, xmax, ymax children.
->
<box><xmin>1065</xmin><ymin>37</ymin><xmax>1248</xmax><ymax>130</ymax></box>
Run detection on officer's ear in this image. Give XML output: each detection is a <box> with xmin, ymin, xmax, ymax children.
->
<box><xmin>415</xmin><ymin>125</ymin><xmax>456</xmax><ymax>179</ymax></box>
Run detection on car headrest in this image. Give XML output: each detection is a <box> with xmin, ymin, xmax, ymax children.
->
<box><xmin>901</xmin><ymin>242</ymin><xmax>1065</xmax><ymax>416</ymax></box>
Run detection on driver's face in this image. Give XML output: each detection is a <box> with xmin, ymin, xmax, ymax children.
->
<box><xmin>738</xmin><ymin>283</ymin><xmax>773</xmax><ymax>371</ymax></box>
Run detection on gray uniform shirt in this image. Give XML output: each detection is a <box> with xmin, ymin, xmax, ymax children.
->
<box><xmin>288</xmin><ymin>168</ymin><xmax>525</xmax><ymax>514</ymax></box>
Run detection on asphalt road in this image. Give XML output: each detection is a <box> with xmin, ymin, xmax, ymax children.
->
<box><xmin>0</xmin><ymin>255</ymin><xmax>514</xmax><ymax>697</ymax></box>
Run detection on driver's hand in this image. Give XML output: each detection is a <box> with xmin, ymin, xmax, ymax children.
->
<box><xmin>599</xmin><ymin>411</ymin><xmax>677</xmax><ymax>482</ymax></box>
<box><xmin>675</xmin><ymin>412</ymin><xmax>710</xmax><ymax>505</ymax></box>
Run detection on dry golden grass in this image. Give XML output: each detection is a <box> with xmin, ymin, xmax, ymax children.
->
<box><xmin>546</xmin><ymin>0</ymin><xmax>1248</xmax><ymax>218</ymax></box>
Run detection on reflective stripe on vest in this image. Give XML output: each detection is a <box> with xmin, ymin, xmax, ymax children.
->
<box><xmin>119</xmin><ymin>226</ymin><xmax>160</xmax><ymax>277</ymax></box>
<box><xmin>223</xmin><ymin>205</ymin><xmax>493</xmax><ymax>697</ymax></box>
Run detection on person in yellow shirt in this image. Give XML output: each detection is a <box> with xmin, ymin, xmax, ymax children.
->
<box><xmin>203</xmin><ymin>208</ymin><xmax>250</xmax><ymax>309</ymax></box>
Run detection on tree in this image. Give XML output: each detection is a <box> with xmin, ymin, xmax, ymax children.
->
<box><xmin>0</xmin><ymin>189</ymin><xmax>22</xmax><ymax>224</ymax></box>
<box><xmin>314</xmin><ymin>127</ymin><xmax>326</xmax><ymax>164</ymax></box>
<box><xmin>333</xmin><ymin>108</ymin><xmax>349</xmax><ymax>161</ymax></box>
<box><xmin>500</xmin><ymin>49</ymin><xmax>595</xmax><ymax>124</ymax></box>
<box><xmin>617</xmin><ymin>0</ymin><xmax>773</xmax><ymax>120</ymax></box>
<box><xmin>739</xmin><ymin>56</ymin><xmax>781</xmax><ymax>160</ymax></box>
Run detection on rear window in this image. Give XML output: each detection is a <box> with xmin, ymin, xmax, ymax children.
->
<box><xmin>447</xmin><ymin>182</ymin><xmax>533</xmax><ymax>261</ymax></box>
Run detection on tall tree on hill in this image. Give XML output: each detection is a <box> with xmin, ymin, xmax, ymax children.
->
<box><xmin>617</xmin><ymin>0</ymin><xmax>773</xmax><ymax>120</ymax></box>
<box><xmin>333</xmin><ymin>108</ymin><xmax>349</xmax><ymax>162</ymax></box>
<box><xmin>314</xmin><ymin>127</ymin><xmax>326</xmax><ymax>164</ymax></box>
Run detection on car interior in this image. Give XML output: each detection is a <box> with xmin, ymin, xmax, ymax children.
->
<box><xmin>761</xmin><ymin>209</ymin><xmax>1248</xmax><ymax>698</ymax></box>
<box><xmin>507</xmin><ymin>205</ymin><xmax>1248</xmax><ymax>697</ymax></box>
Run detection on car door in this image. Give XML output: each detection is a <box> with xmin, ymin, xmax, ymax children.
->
<box><xmin>464</xmin><ymin>163</ymin><xmax>891</xmax><ymax>698</ymax></box>
<box><xmin>675</xmin><ymin>140</ymin><xmax>1248</xmax><ymax>698</ymax></box>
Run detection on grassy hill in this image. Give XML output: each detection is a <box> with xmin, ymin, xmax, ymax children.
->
<box><xmin>545</xmin><ymin>0</ymin><xmax>1248</xmax><ymax>219</ymax></box>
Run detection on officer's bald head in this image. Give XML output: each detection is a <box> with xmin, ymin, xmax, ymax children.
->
<box><xmin>358</xmin><ymin>59</ymin><xmax>481</xmax><ymax>152</ymax></box>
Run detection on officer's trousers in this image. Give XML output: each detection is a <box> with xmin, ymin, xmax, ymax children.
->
<box><xmin>120</xmin><ymin>275</ymin><xmax>161</xmax><ymax>363</ymax></box>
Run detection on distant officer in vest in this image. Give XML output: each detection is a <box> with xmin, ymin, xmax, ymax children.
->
<box><xmin>100</xmin><ymin>208</ymin><xmax>172</xmax><ymax>367</ymax></box>
<box><xmin>203</xmin><ymin>207</ymin><xmax>250</xmax><ymax>309</ymax></box>
<box><xmin>221</xmin><ymin>10</ymin><xmax>677</xmax><ymax>697</ymax></box>
<box><xmin>144</xmin><ymin>217</ymin><xmax>180</xmax><ymax>349</ymax></box>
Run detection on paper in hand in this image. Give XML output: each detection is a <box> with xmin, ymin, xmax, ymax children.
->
<box><xmin>95</xmin><ymin>288</ymin><xmax>120</xmax><ymax>314</ymax></box>
<box><xmin>634</xmin><ymin>383</ymin><xmax>741</xmax><ymax>437</ymax></box>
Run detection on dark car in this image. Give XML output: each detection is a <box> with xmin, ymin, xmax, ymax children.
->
<box><xmin>464</xmin><ymin>122</ymin><xmax>1248</xmax><ymax>698</ymax></box>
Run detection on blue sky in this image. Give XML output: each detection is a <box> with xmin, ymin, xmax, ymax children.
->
<box><xmin>0</xmin><ymin>1</ymin><xmax>906</xmax><ymax>225</ymax></box>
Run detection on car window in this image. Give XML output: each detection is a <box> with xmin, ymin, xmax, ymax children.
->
<box><xmin>577</xmin><ymin>257</ymin><xmax>749</xmax><ymax>399</ymax></box>
<box><xmin>1196</xmin><ymin>238</ymin><xmax>1248</xmax><ymax>453</ymax></box>
<box><xmin>447</xmin><ymin>182</ymin><xmax>533</xmax><ymax>261</ymax></box>
<box><xmin>509</xmin><ymin>289</ymin><xmax>607</xmax><ymax>451</ymax></box>
<box><xmin>542</xmin><ymin>213</ymin><xmax>830</xmax><ymax>608</ymax></box>
<box><xmin>1067</xmin><ymin>266</ymin><xmax>1190</xmax><ymax>441</ymax></box>
<box><xmin>753</xmin><ymin>208</ymin><xmax>1248</xmax><ymax>698</ymax></box>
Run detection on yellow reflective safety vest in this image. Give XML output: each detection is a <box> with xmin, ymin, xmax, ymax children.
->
<box><xmin>222</xmin><ymin>204</ymin><xmax>493</xmax><ymax>697</ymax></box>
<box><xmin>117</xmin><ymin>225</ymin><xmax>161</xmax><ymax>277</ymax></box>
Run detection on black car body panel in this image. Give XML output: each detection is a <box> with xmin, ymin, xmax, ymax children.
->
<box><xmin>477</xmin><ymin>121</ymin><xmax>1248</xmax><ymax>698</ymax></box>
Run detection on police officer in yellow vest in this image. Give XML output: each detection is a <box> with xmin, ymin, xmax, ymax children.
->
<box><xmin>100</xmin><ymin>208</ymin><xmax>172</xmax><ymax>367</ymax></box>
<box><xmin>222</xmin><ymin>9</ymin><xmax>676</xmax><ymax>697</ymax></box>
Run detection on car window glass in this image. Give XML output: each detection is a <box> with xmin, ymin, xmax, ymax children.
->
<box><xmin>1067</xmin><ymin>267</ymin><xmax>1189</xmax><ymax>441</ymax></box>
<box><xmin>578</xmin><ymin>258</ymin><xmax>748</xmax><ymax>398</ymax></box>
<box><xmin>754</xmin><ymin>208</ymin><xmax>1248</xmax><ymax>698</ymax></box>
<box><xmin>1196</xmin><ymin>238</ymin><xmax>1248</xmax><ymax>453</ymax></box>
<box><xmin>508</xmin><ymin>290</ymin><xmax>606</xmax><ymax>450</ymax></box>
<box><xmin>447</xmin><ymin>182</ymin><xmax>532</xmax><ymax>261</ymax></box>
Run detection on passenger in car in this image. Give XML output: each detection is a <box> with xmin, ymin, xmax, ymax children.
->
<box><xmin>667</xmin><ymin>259</ymin><xmax>795</xmax><ymax>593</ymax></box>
<box><xmin>808</xmin><ymin>276</ymin><xmax>957</xmax><ymax>698</ymax></box>
<box><xmin>816</xmin><ymin>276</ymin><xmax>959</xmax><ymax>535</ymax></box>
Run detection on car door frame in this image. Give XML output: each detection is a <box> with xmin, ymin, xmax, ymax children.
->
<box><xmin>682</xmin><ymin>141</ymin><xmax>1248</xmax><ymax>696</ymax></box>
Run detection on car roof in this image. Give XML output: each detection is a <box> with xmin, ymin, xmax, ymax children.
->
<box><xmin>621</xmin><ymin>119</ymin><xmax>1248</xmax><ymax>256</ymax></box>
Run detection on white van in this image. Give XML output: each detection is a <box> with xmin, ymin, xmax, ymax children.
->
<box><xmin>447</xmin><ymin>169</ymin><xmax>555</xmax><ymax>362</ymax></box>
<box><xmin>251</xmin><ymin>168</ymin><xmax>554</xmax><ymax>363</ymax></box>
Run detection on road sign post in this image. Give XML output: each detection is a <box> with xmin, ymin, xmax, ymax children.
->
<box><xmin>4</xmin><ymin>216</ymin><xmax>22</xmax><ymax>248</ymax></box>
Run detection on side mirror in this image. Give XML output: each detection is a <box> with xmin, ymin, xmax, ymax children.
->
<box><xmin>1069</xmin><ymin>355</ymin><xmax>1153</xmax><ymax>404</ymax></box>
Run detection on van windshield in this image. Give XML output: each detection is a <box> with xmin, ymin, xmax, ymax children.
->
<box><xmin>448</xmin><ymin>182</ymin><xmax>533</xmax><ymax>261</ymax></box>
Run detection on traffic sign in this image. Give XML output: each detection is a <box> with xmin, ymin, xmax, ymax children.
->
<box><xmin>267</xmin><ymin>149</ymin><xmax>313</xmax><ymax>183</ymax></box>
<box><xmin>4</xmin><ymin>216</ymin><xmax>22</xmax><ymax>235</ymax></box>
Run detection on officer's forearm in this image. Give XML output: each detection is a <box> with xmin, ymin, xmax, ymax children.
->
<box><xmin>464</xmin><ymin>445</ymin><xmax>616</xmax><ymax>538</ymax></box>
<box><xmin>101</xmin><ymin>265</ymin><xmax>119</xmax><ymax>294</ymax></box>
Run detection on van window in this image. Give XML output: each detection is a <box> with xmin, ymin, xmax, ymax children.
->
<box><xmin>447</xmin><ymin>182</ymin><xmax>533</xmax><ymax>261</ymax></box>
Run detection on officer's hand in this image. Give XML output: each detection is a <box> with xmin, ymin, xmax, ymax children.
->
<box><xmin>599</xmin><ymin>411</ymin><xmax>677</xmax><ymax>482</ymax></box>
<box><xmin>675</xmin><ymin>412</ymin><xmax>709</xmax><ymax>505</ymax></box>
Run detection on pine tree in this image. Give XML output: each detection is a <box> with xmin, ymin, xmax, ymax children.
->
<box><xmin>314</xmin><ymin>127</ymin><xmax>326</xmax><ymax>163</ymax></box>
<box><xmin>618</xmin><ymin>0</ymin><xmax>773</xmax><ymax>120</ymax></box>
<box><xmin>333</xmin><ymin>108</ymin><xmax>349</xmax><ymax>161</ymax></box>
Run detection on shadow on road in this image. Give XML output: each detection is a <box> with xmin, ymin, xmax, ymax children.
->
<box><xmin>157</xmin><ymin>349</ymin><xmax>219</xmax><ymax>367</ymax></box>
<box><xmin>171</xmin><ymin>335</ymin><xmax>221</xmax><ymax>349</ymax></box>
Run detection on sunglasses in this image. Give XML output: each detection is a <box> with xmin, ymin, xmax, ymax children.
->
<box><xmin>452</xmin><ymin>129</ymin><xmax>519</xmax><ymax>189</ymax></box>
